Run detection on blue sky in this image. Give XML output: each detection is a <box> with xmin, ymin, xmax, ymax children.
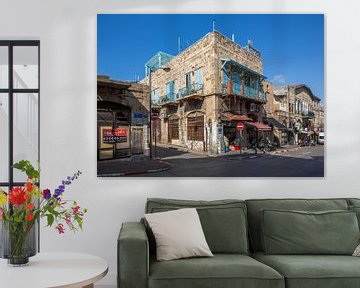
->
<box><xmin>97</xmin><ymin>14</ymin><xmax>324</xmax><ymax>100</ymax></box>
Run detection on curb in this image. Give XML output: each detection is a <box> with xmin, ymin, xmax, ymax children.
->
<box><xmin>97</xmin><ymin>166</ymin><xmax>170</xmax><ymax>177</ymax></box>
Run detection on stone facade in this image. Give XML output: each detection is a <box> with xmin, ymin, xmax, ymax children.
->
<box><xmin>141</xmin><ymin>31</ymin><xmax>267</xmax><ymax>153</ymax></box>
<box><xmin>267</xmin><ymin>84</ymin><xmax>324</xmax><ymax>144</ymax></box>
<box><xmin>97</xmin><ymin>76</ymin><xmax>150</xmax><ymax>160</ymax></box>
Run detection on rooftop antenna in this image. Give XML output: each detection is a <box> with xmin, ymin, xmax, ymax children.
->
<box><xmin>212</xmin><ymin>19</ymin><xmax>216</xmax><ymax>32</ymax></box>
<box><xmin>178</xmin><ymin>35</ymin><xmax>181</xmax><ymax>54</ymax></box>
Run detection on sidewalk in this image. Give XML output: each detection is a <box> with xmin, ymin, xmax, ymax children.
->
<box><xmin>97</xmin><ymin>157</ymin><xmax>171</xmax><ymax>177</ymax></box>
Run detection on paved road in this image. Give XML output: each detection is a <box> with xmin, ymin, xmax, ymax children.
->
<box><xmin>137</xmin><ymin>145</ymin><xmax>324</xmax><ymax>177</ymax></box>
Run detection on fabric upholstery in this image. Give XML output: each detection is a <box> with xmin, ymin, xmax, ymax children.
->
<box><xmin>347</xmin><ymin>198</ymin><xmax>360</xmax><ymax>207</ymax></box>
<box><xmin>145</xmin><ymin>208</ymin><xmax>213</xmax><ymax>261</ymax></box>
<box><xmin>246</xmin><ymin>198</ymin><xmax>349</xmax><ymax>252</ymax></box>
<box><xmin>261</xmin><ymin>209</ymin><xmax>359</xmax><ymax>255</ymax></box>
<box><xmin>118</xmin><ymin>222</ymin><xmax>148</xmax><ymax>288</ymax></box>
<box><xmin>348</xmin><ymin>205</ymin><xmax>360</xmax><ymax>229</ymax></box>
<box><xmin>146</xmin><ymin>198</ymin><xmax>249</xmax><ymax>254</ymax></box>
<box><xmin>253</xmin><ymin>252</ymin><xmax>360</xmax><ymax>288</ymax></box>
<box><xmin>149</xmin><ymin>254</ymin><xmax>284</xmax><ymax>288</ymax></box>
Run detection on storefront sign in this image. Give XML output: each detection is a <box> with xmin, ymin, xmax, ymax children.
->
<box><xmin>236</xmin><ymin>122</ymin><xmax>245</xmax><ymax>131</ymax></box>
<box><xmin>103</xmin><ymin>128</ymin><xmax>128</xmax><ymax>143</ymax></box>
<box><xmin>133</xmin><ymin>113</ymin><xmax>143</xmax><ymax>119</ymax></box>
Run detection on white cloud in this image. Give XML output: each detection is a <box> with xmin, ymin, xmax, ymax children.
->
<box><xmin>270</xmin><ymin>74</ymin><xmax>286</xmax><ymax>86</ymax></box>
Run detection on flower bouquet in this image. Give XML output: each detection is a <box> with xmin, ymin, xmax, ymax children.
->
<box><xmin>0</xmin><ymin>160</ymin><xmax>87</xmax><ymax>266</ymax></box>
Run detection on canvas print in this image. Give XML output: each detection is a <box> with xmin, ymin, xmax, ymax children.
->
<box><xmin>97</xmin><ymin>14</ymin><xmax>324</xmax><ymax>177</ymax></box>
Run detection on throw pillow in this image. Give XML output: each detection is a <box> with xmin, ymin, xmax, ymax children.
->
<box><xmin>353</xmin><ymin>244</ymin><xmax>360</xmax><ymax>256</ymax></box>
<box><xmin>145</xmin><ymin>208</ymin><xmax>213</xmax><ymax>261</ymax></box>
<box><xmin>261</xmin><ymin>209</ymin><xmax>360</xmax><ymax>255</ymax></box>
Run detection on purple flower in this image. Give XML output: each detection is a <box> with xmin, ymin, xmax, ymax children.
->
<box><xmin>43</xmin><ymin>189</ymin><xmax>51</xmax><ymax>200</ymax></box>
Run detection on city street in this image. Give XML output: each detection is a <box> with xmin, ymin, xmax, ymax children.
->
<box><xmin>137</xmin><ymin>145</ymin><xmax>324</xmax><ymax>177</ymax></box>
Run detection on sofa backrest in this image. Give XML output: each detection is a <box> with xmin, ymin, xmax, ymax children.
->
<box><xmin>245</xmin><ymin>198</ymin><xmax>349</xmax><ymax>252</ymax></box>
<box><xmin>145</xmin><ymin>198</ymin><xmax>249</xmax><ymax>255</ymax></box>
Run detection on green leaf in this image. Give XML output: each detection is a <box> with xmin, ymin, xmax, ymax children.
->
<box><xmin>47</xmin><ymin>214</ymin><xmax>55</xmax><ymax>227</ymax></box>
<box><xmin>12</xmin><ymin>160</ymin><xmax>40</xmax><ymax>180</ymax></box>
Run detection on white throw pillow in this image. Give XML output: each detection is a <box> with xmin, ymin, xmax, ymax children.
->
<box><xmin>145</xmin><ymin>208</ymin><xmax>213</xmax><ymax>261</ymax></box>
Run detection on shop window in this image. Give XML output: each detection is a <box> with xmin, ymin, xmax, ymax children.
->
<box><xmin>168</xmin><ymin>118</ymin><xmax>179</xmax><ymax>140</ymax></box>
<box><xmin>0</xmin><ymin>40</ymin><xmax>40</xmax><ymax>187</ymax></box>
<box><xmin>187</xmin><ymin>115</ymin><xmax>204</xmax><ymax>141</ymax></box>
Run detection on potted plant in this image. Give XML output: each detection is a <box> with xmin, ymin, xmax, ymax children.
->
<box><xmin>0</xmin><ymin>160</ymin><xmax>86</xmax><ymax>266</ymax></box>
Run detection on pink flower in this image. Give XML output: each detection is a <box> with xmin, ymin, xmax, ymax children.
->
<box><xmin>0</xmin><ymin>208</ymin><xmax>3</xmax><ymax>220</ymax></box>
<box><xmin>56</xmin><ymin>223</ymin><xmax>65</xmax><ymax>234</ymax></box>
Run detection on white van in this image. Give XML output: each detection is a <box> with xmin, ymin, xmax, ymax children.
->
<box><xmin>318</xmin><ymin>132</ymin><xmax>325</xmax><ymax>144</ymax></box>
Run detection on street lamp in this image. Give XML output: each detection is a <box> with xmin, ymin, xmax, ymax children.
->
<box><xmin>148</xmin><ymin>66</ymin><xmax>171</xmax><ymax>159</ymax></box>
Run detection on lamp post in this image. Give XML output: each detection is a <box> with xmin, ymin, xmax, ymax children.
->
<box><xmin>148</xmin><ymin>67</ymin><xmax>171</xmax><ymax>159</ymax></box>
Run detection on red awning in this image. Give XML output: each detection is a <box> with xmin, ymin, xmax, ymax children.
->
<box><xmin>245</xmin><ymin>121</ymin><xmax>272</xmax><ymax>131</ymax></box>
<box><xmin>222</xmin><ymin>113</ymin><xmax>253</xmax><ymax>121</ymax></box>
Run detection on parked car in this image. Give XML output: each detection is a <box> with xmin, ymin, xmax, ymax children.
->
<box><xmin>318</xmin><ymin>132</ymin><xmax>325</xmax><ymax>144</ymax></box>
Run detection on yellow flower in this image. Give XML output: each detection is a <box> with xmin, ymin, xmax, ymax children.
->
<box><xmin>0</xmin><ymin>190</ymin><xmax>7</xmax><ymax>206</ymax></box>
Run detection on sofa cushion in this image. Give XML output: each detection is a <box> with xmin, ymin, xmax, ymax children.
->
<box><xmin>246</xmin><ymin>198</ymin><xmax>349</xmax><ymax>252</ymax></box>
<box><xmin>347</xmin><ymin>198</ymin><xmax>360</xmax><ymax>207</ymax></box>
<box><xmin>348</xmin><ymin>205</ymin><xmax>360</xmax><ymax>228</ymax></box>
<box><xmin>149</xmin><ymin>254</ymin><xmax>284</xmax><ymax>288</ymax></box>
<box><xmin>146</xmin><ymin>198</ymin><xmax>249</xmax><ymax>254</ymax></box>
<box><xmin>252</xmin><ymin>252</ymin><xmax>360</xmax><ymax>288</ymax></box>
<box><xmin>261</xmin><ymin>209</ymin><xmax>359</xmax><ymax>255</ymax></box>
<box><xmin>145</xmin><ymin>208</ymin><xmax>213</xmax><ymax>261</ymax></box>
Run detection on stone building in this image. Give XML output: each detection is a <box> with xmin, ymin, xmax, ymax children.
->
<box><xmin>97</xmin><ymin>76</ymin><xmax>150</xmax><ymax>160</ymax></box>
<box><xmin>268</xmin><ymin>84</ymin><xmax>323</xmax><ymax>144</ymax></box>
<box><xmin>141</xmin><ymin>31</ymin><xmax>269</xmax><ymax>154</ymax></box>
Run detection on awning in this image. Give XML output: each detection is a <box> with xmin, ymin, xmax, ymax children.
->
<box><xmin>221</xmin><ymin>59</ymin><xmax>267</xmax><ymax>79</ymax></box>
<box><xmin>263</xmin><ymin>117</ymin><xmax>287</xmax><ymax>130</ymax></box>
<box><xmin>222</xmin><ymin>113</ymin><xmax>253</xmax><ymax>121</ymax></box>
<box><xmin>245</xmin><ymin>121</ymin><xmax>272</xmax><ymax>131</ymax></box>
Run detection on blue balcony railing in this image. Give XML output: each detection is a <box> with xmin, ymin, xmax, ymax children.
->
<box><xmin>244</xmin><ymin>86</ymin><xmax>257</xmax><ymax>99</ymax></box>
<box><xmin>178</xmin><ymin>83</ymin><xmax>203</xmax><ymax>99</ymax></box>
<box><xmin>222</xmin><ymin>84</ymin><xmax>265</xmax><ymax>102</ymax></box>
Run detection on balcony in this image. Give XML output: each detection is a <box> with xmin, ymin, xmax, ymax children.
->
<box><xmin>302</xmin><ymin>111</ymin><xmax>315</xmax><ymax>119</ymax></box>
<box><xmin>177</xmin><ymin>83</ymin><xmax>203</xmax><ymax>100</ymax></box>
<box><xmin>152</xmin><ymin>83</ymin><xmax>204</xmax><ymax>106</ymax></box>
<box><xmin>222</xmin><ymin>84</ymin><xmax>265</xmax><ymax>102</ymax></box>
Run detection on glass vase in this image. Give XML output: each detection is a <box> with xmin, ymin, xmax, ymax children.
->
<box><xmin>0</xmin><ymin>220</ymin><xmax>37</xmax><ymax>266</ymax></box>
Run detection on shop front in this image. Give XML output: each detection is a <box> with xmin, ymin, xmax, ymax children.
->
<box><xmin>97</xmin><ymin>100</ymin><xmax>131</xmax><ymax>160</ymax></box>
<box><xmin>222</xmin><ymin>113</ymin><xmax>252</xmax><ymax>152</ymax></box>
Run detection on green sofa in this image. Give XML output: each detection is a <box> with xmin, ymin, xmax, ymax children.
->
<box><xmin>118</xmin><ymin>198</ymin><xmax>360</xmax><ymax>288</ymax></box>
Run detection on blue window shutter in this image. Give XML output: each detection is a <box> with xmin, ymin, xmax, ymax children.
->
<box><xmin>195</xmin><ymin>68</ymin><xmax>203</xmax><ymax>85</ymax></box>
<box><xmin>151</xmin><ymin>89</ymin><xmax>158</xmax><ymax>103</ymax></box>
<box><xmin>233</xmin><ymin>72</ymin><xmax>241</xmax><ymax>95</ymax></box>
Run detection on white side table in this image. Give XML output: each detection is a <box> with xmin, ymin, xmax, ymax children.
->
<box><xmin>0</xmin><ymin>252</ymin><xmax>108</xmax><ymax>288</ymax></box>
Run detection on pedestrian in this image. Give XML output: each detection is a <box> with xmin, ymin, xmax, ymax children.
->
<box><xmin>224</xmin><ymin>135</ymin><xmax>229</xmax><ymax>153</ymax></box>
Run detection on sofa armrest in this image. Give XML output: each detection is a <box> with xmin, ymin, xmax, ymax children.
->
<box><xmin>118</xmin><ymin>222</ymin><xmax>149</xmax><ymax>288</ymax></box>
